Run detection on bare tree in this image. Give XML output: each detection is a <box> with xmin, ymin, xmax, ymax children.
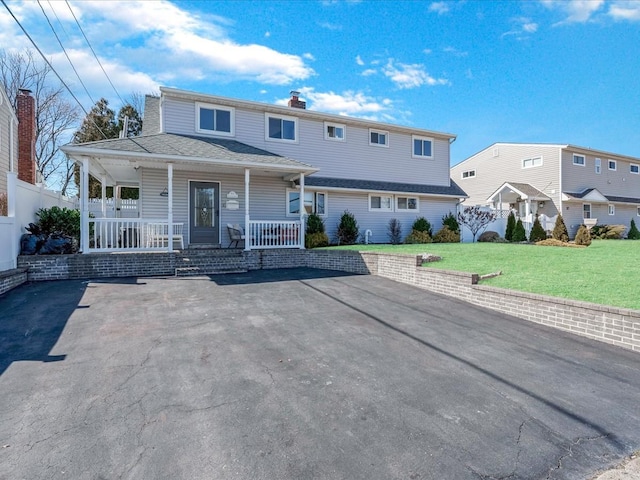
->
<box><xmin>0</xmin><ymin>49</ymin><xmax>80</xmax><ymax>195</ymax></box>
<box><xmin>457</xmin><ymin>206</ymin><xmax>497</xmax><ymax>242</ymax></box>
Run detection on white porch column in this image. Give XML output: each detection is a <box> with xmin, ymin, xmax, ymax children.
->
<box><xmin>244</xmin><ymin>168</ymin><xmax>250</xmax><ymax>251</ymax></box>
<box><xmin>81</xmin><ymin>157</ymin><xmax>89</xmax><ymax>253</ymax></box>
<box><xmin>101</xmin><ymin>175</ymin><xmax>107</xmax><ymax>218</ymax></box>
<box><xmin>167</xmin><ymin>163</ymin><xmax>173</xmax><ymax>252</ymax></box>
<box><xmin>299</xmin><ymin>173</ymin><xmax>305</xmax><ymax>249</ymax></box>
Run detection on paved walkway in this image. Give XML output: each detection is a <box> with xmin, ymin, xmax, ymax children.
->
<box><xmin>1</xmin><ymin>269</ymin><xmax>640</xmax><ymax>479</ymax></box>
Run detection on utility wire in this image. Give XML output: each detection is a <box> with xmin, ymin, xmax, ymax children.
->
<box><xmin>37</xmin><ymin>0</ymin><xmax>96</xmax><ymax>106</ymax></box>
<box><xmin>0</xmin><ymin>0</ymin><xmax>109</xmax><ymax>140</ymax></box>
<box><xmin>64</xmin><ymin>0</ymin><xmax>125</xmax><ymax>106</ymax></box>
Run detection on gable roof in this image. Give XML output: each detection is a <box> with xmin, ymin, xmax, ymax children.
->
<box><xmin>486</xmin><ymin>182</ymin><xmax>550</xmax><ymax>203</ymax></box>
<box><xmin>562</xmin><ymin>188</ymin><xmax>609</xmax><ymax>203</ymax></box>
<box><xmin>300</xmin><ymin>176</ymin><xmax>467</xmax><ymax>198</ymax></box>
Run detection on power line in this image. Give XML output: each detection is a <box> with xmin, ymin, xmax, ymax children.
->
<box><xmin>0</xmin><ymin>0</ymin><xmax>109</xmax><ymax>140</ymax></box>
<box><xmin>64</xmin><ymin>0</ymin><xmax>125</xmax><ymax>106</ymax></box>
<box><xmin>37</xmin><ymin>0</ymin><xmax>96</xmax><ymax>106</ymax></box>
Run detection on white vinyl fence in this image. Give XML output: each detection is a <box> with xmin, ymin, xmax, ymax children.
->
<box><xmin>458</xmin><ymin>206</ymin><xmax>557</xmax><ymax>243</ymax></box>
<box><xmin>0</xmin><ymin>172</ymin><xmax>76</xmax><ymax>271</ymax></box>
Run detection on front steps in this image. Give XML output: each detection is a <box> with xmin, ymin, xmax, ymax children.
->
<box><xmin>174</xmin><ymin>248</ymin><xmax>248</xmax><ymax>276</ymax></box>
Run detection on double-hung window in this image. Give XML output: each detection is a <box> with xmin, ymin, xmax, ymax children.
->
<box><xmin>325</xmin><ymin>122</ymin><xmax>345</xmax><ymax>141</ymax></box>
<box><xmin>573</xmin><ymin>154</ymin><xmax>585</xmax><ymax>166</ymax></box>
<box><xmin>287</xmin><ymin>190</ymin><xmax>326</xmax><ymax>216</ymax></box>
<box><xmin>608</xmin><ymin>204</ymin><xmax>615</xmax><ymax>216</ymax></box>
<box><xmin>595</xmin><ymin>158</ymin><xmax>601</xmax><ymax>174</ymax></box>
<box><xmin>396</xmin><ymin>196</ymin><xmax>419</xmax><ymax>211</ymax></box>
<box><xmin>608</xmin><ymin>160</ymin><xmax>617</xmax><ymax>170</ymax></box>
<box><xmin>266</xmin><ymin>114</ymin><xmax>297</xmax><ymax>142</ymax></box>
<box><xmin>412</xmin><ymin>136</ymin><xmax>433</xmax><ymax>159</ymax></box>
<box><xmin>369</xmin><ymin>194</ymin><xmax>393</xmax><ymax>211</ymax></box>
<box><xmin>631</xmin><ymin>164</ymin><xmax>639</xmax><ymax>174</ymax></box>
<box><xmin>583</xmin><ymin>204</ymin><xmax>592</xmax><ymax>219</ymax></box>
<box><xmin>369</xmin><ymin>129</ymin><xmax>388</xmax><ymax>147</ymax></box>
<box><xmin>196</xmin><ymin>103</ymin><xmax>234</xmax><ymax>136</ymax></box>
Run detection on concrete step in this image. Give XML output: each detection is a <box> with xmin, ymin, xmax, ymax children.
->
<box><xmin>175</xmin><ymin>266</ymin><xmax>248</xmax><ymax>277</ymax></box>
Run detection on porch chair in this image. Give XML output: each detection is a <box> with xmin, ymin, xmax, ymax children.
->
<box><xmin>227</xmin><ymin>223</ymin><xmax>245</xmax><ymax>248</ymax></box>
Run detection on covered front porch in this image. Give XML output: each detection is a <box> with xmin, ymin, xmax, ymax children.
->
<box><xmin>486</xmin><ymin>181</ymin><xmax>555</xmax><ymax>234</ymax></box>
<box><xmin>61</xmin><ymin>134</ymin><xmax>318</xmax><ymax>253</ymax></box>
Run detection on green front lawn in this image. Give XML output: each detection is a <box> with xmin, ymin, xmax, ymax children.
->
<box><xmin>329</xmin><ymin>241</ymin><xmax>640</xmax><ymax>310</ymax></box>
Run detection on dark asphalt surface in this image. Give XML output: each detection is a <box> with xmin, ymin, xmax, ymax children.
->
<box><xmin>1</xmin><ymin>268</ymin><xmax>640</xmax><ymax>480</ymax></box>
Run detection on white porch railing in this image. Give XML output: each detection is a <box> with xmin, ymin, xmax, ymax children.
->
<box><xmin>248</xmin><ymin>220</ymin><xmax>302</xmax><ymax>249</ymax></box>
<box><xmin>88</xmin><ymin>218</ymin><xmax>183</xmax><ymax>252</ymax></box>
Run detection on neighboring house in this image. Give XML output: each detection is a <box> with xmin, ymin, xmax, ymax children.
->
<box><xmin>61</xmin><ymin>87</ymin><xmax>466</xmax><ymax>252</ymax></box>
<box><xmin>0</xmin><ymin>85</ymin><xmax>18</xmax><ymax>197</ymax></box>
<box><xmin>451</xmin><ymin>143</ymin><xmax>640</xmax><ymax>238</ymax></box>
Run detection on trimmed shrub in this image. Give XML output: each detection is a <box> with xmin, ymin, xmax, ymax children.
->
<box><xmin>336</xmin><ymin>210</ymin><xmax>359</xmax><ymax>245</ymax></box>
<box><xmin>512</xmin><ymin>218</ymin><xmax>527</xmax><ymax>242</ymax></box>
<box><xmin>574</xmin><ymin>225</ymin><xmax>592</xmax><ymax>246</ymax></box>
<box><xmin>478</xmin><ymin>231</ymin><xmax>502</xmax><ymax>243</ymax></box>
<box><xmin>305</xmin><ymin>232</ymin><xmax>329</xmax><ymax>249</ymax></box>
<box><xmin>404</xmin><ymin>230</ymin><xmax>433</xmax><ymax>244</ymax></box>
<box><xmin>35</xmin><ymin>206</ymin><xmax>81</xmax><ymax>239</ymax></box>
<box><xmin>628</xmin><ymin>219</ymin><xmax>640</xmax><ymax>240</ymax></box>
<box><xmin>441</xmin><ymin>212</ymin><xmax>460</xmax><ymax>234</ymax></box>
<box><xmin>306</xmin><ymin>213</ymin><xmax>326</xmax><ymax>235</ymax></box>
<box><xmin>411</xmin><ymin>217</ymin><xmax>433</xmax><ymax>237</ymax></box>
<box><xmin>505</xmin><ymin>211</ymin><xmax>516</xmax><ymax>242</ymax></box>
<box><xmin>387</xmin><ymin>218</ymin><xmax>402</xmax><ymax>245</ymax></box>
<box><xmin>552</xmin><ymin>214</ymin><xmax>569</xmax><ymax>242</ymax></box>
<box><xmin>433</xmin><ymin>225</ymin><xmax>460</xmax><ymax>243</ymax></box>
<box><xmin>590</xmin><ymin>224</ymin><xmax>626</xmax><ymax>239</ymax></box>
<box><xmin>529</xmin><ymin>215</ymin><xmax>547</xmax><ymax>242</ymax></box>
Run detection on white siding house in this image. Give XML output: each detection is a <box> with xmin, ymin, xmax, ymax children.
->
<box><xmin>62</xmin><ymin>88</ymin><xmax>466</xmax><ymax>252</ymax></box>
<box><xmin>451</xmin><ymin>143</ymin><xmax>640</xmax><ymax>238</ymax></box>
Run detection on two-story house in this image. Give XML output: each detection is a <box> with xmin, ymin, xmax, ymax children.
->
<box><xmin>451</xmin><ymin>143</ymin><xmax>640</xmax><ymax>238</ymax></box>
<box><xmin>61</xmin><ymin>87</ymin><xmax>466</xmax><ymax>252</ymax></box>
<box><xmin>0</xmin><ymin>86</ymin><xmax>18</xmax><ymax>199</ymax></box>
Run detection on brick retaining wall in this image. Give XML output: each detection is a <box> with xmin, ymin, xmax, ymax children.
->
<box><xmin>0</xmin><ymin>268</ymin><xmax>28</xmax><ymax>295</ymax></box>
<box><xmin>13</xmin><ymin>249</ymin><xmax>640</xmax><ymax>353</ymax></box>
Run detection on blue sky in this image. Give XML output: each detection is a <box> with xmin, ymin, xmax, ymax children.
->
<box><xmin>1</xmin><ymin>0</ymin><xmax>639</xmax><ymax>165</ymax></box>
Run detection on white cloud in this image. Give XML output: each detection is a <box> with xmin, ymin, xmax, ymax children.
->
<box><xmin>265</xmin><ymin>31</ymin><xmax>271</xmax><ymax>37</ymax></box>
<box><xmin>303</xmin><ymin>53</ymin><xmax>315</xmax><ymax>61</ymax></box>
<box><xmin>443</xmin><ymin>46</ymin><xmax>468</xmax><ymax>57</ymax></box>
<box><xmin>319</xmin><ymin>21</ymin><xmax>342</xmax><ymax>30</ymax></box>
<box><xmin>542</xmin><ymin>0</ymin><xmax>605</xmax><ymax>24</ymax></box>
<box><xmin>429</xmin><ymin>2</ymin><xmax>450</xmax><ymax>15</ymax></box>
<box><xmin>502</xmin><ymin>17</ymin><xmax>539</xmax><ymax>38</ymax></box>
<box><xmin>608</xmin><ymin>1</ymin><xmax>640</xmax><ymax>20</ymax></box>
<box><xmin>383</xmin><ymin>60</ymin><xmax>449</xmax><ymax>89</ymax></box>
<box><xmin>361</xmin><ymin>69</ymin><xmax>377</xmax><ymax>77</ymax></box>
<box><xmin>297</xmin><ymin>87</ymin><xmax>393</xmax><ymax>118</ymax></box>
<box><xmin>423</xmin><ymin>48</ymin><xmax>433</xmax><ymax>55</ymax></box>
<box><xmin>356</xmin><ymin>55</ymin><xmax>365</xmax><ymax>66</ymax></box>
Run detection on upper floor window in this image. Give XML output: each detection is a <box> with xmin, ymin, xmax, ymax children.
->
<box><xmin>412</xmin><ymin>136</ymin><xmax>433</xmax><ymax>158</ymax></box>
<box><xmin>287</xmin><ymin>190</ymin><xmax>326</xmax><ymax>216</ymax></box>
<box><xmin>522</xmin><ymin>157</ymin><xmax>543</xmax><ymax>169</ymax></box>
<box><xmin>608</xmin><ymin>204</ymin><xmax>615</xmax><ymax>216</ymax></box>
<box><xmin>573</xmin><ymin>154</ymin><xmax>585</xmax><ymax>166</ymax></box>
<box><xmin>461</xmin><ymin>170</ymin><xmax>476</xmax><ymax>179</ymax></box>
<box><xmin>369</xmin><ymin>194</ymin><xmax>393</xmax><ymax>211</ymax></box>
<box><xmin>196</xmin><ymin>103</ymin><xmax>234</xmax><ymax>136</ymax></box>
<box><xmin>396</xmin><ymin>196</ymin><xmax>419</xmax><ymax>211</ymax></box>
<box><xmin>369</xmin><ymin>129</ymin><xmax>388</xmax><ymax>147</ymax></box>
<box><xmin>266</xmin><ymin>113</ymin><xmax>297</xmax><ymax>142</ymax></box>
<box><xmin>324</xmin><ymin>122</ymin><xmax>345</xmax><ymax>141</ymax></box>
<box><xmin>637</xmin><ymin>206</ymin><xmax>640</xmax><ymax>217</ymax></box>
<box><xmin>608</xmin><ymin>160</ymin><xmax>617</xmax><ymax>171</ymax></box>
<box><xmin>631</xmin><ymin>164</ymin><xmax>639</xmax><ymax>174</ymax></box>
<box><xmin>595</xmin><ymin>158</ymin><xmax>601</xmax><ymax>174</ymax></box>
<box><xmin>583</xmin><ymin>203</ymin><xmax>591</xmax><ymax>219</ymax></box>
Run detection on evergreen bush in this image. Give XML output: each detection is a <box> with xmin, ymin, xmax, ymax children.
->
<box><xmin>305</xmin><ymin>232</ymin><xmax>329</xmax><ymax>249</ymax></box>
<box><xmin>433</xmin><ymin>225</ymin><xmax>460</xmax><ymax>243</ymax></box>
<box><xmin>387</xmin><ymin>218</ymin><xmax>402</xmax><ymax>245</ymax></box>
<box><xmin>404</xmin><ymin>230</ymin><xmax>433</xmax><ymax>244</ymax></box>
<box><xmin>590</xmin><ymin>224</ymin><xmax>626</xmax><ymax>239</ymax></box>
<box><xmin>628</xmin><ymin>219</ymin><xmax>640</xmax><ymax>240</ymax></box>
<box><xmin>411</xmin><ymin>217</ymin><xmax>433</xmax><ymax>237</ymax></box>
<box><xmin>529</xmin><ymin>215</ymin><xmax>547</xmax><ymax>242</ymax></box>
<box><xmin>336</xmin><ymin>210</ymin><xmax>359</xmax><ymax>245</ymax></box>
<box><xmin>512</xmin><ymin>218</ymin><xmax>527</xmax><ymax>242</ymax></box>
<box><xmin>441</xmin><ymin>212</ymin><xmax>460</xmax><ymax>234</ymax></box>
<box><xmin>35</xmin><ymin>206</ymin><xmax>81</xmax><ymax>238</ymax></box>
<box><xmin>306</xmin><ymin>213</ymin><xmax>325</xmax><ymax>235</ymax></box>
<box><xmin>574</xmin><ymin>225</ymin><xmax>592</xmax><ymax>246</ymax></box>
<box><xmin>505</xmin><ymin>211</ymin><xmax>516</xmax><ymax>242</ymax></box>
<box><xmin>552</xmin><ymin>214</ymin><xmax>569</xmax><ymax>242</ymax></box>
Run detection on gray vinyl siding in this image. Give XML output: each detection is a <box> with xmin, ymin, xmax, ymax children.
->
<box><xmin>451</xmin><ymin>144</ymin><xmax>562</xmax><ymax>214</ymax></box>
<box><xmin>162</xmin><ymin>96</ymin><xmax>451</xmax><ymax>186</ymax></box>
<box><xmin>563</xmin><ymin>200</ymin><xmax>640</xmax><ymax>238</ymax></box>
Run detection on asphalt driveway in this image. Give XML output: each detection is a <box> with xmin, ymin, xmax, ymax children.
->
<box><xmin>1</xmin><ymin>268</ymin><xmax>640</xmax><ymax>480</ymax></box>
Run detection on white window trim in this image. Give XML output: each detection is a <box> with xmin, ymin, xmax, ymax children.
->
<box><xmin>265</xmin><ymin>113</ymin><xmax>298</xmax><ymax>143</ymax></box>
<box><xmin>369</xmin><ymin>129</ymin><xmax>389</xmax><ymax>148</ymax></box>
<box><xmin>595</xmin><ymin>158</ymin><xmax>601</xmax><ymax>174</ymax></box>
<box><xmin>324</xmin><ymin>121</ymin><xmax>346</xmax><ymax>142</ymax></box>
<box><xmin>395</xmin><ymin>196</ymin><xmax>419</xmax><ymax>212</ymax></box>
<box><xmin>522</xmin><ymin>156</ymin><xmax>543</xmax><ymax>169</ymax></box>
<box><xmin>195</xmin><ymin>102</ymin><xmax>235</xmax><ymax>137</ymax></box>
<box><xmin>286</xmin><ymin>189</ymin><xmax>327</xmax><ymax>217</ymax></box>
<box><xmin>412</xmin><ymin>135</ymin><xmax>434</xmax><ymax>159</ymax></box>
<box><xmin>368</xmin><ymin>193</ymin><xmax>393</xmax><ymax>212</ymax></box>
<box><xmin>608</xmin><ymin>160</ymin><xmax>617</xmax><ymax>171</ymax></box>
<box><xmin>573</xmin><ymin>154</ymin><xmax>585</xmax><ymax>166</ymax></box>
<box><xmin>461</xmin><ymin>170</ymin><xmax>476</xmax><ymax>179</ymax></box>
<box><xmin>608</xmin><ymin>204</ymin><xmax>615</xmax><ymax>216</ymax></box>
<box><xmin>637</xmin><ymin>206</ymin><xmax>640</xmax><ymax>217</ymax></box>
<box><xmin>583</xmin><ymin>203</ymin><xmax>592</xmax><ymax>219</ymax></box>
<box><xmin>630</xmin><ymin>164</ymin><xmax>639</xmax><ymax>174</ymax></box>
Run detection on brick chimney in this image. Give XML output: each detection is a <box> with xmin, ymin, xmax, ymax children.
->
<box><xmin>17</xmin><ymin>88</ymin><xmax>36</xmax><ymax>184</ymax></box>
<box><xmin>288</xmin><ymin>90</ymin><xmax>306</xmax><ymax>109</ymax></box>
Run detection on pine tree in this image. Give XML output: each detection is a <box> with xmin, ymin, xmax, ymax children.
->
<box><xmin>552</xmin><ymin>214</ymin><xmax>569</xmax><ymax>242</ymax></box>
<box><xmin>628</xmin><ymin>219</ymin><xmax>640</xmax><ymax>240</ymax></box>
<box><xmin>529</xmin><ymin>215</ymin><xmax>547</xmax><ymax>242</ymax></box>
<box><xmin>505</xmin><ymin>211</ymin><xmax>516</xmax><ymax>242</ymax></box>
<box><xmin>512</xmin><ymin>218</ymin><xmax>526</xmax><ymax>242</ymax></box>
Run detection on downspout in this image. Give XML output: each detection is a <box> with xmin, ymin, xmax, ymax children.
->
<box><xmin>557</xmin><ymin>148</ymin><xmax>563</xmax><ymax>215</ymax></box>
